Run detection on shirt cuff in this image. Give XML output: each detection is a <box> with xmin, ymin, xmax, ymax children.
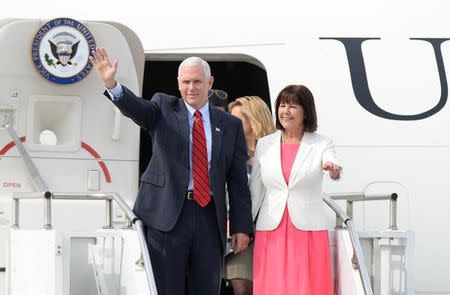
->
<box><xmin>106</xmin><ymin>82</ymin><xmax>123</xmax><ymax>100</ymax></box>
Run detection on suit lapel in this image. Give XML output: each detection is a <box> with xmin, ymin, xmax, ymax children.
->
<box><xmin>288</xmin><ymin>132</ymin><xmax>313</xmax><ymax>187</ymax></box>
<box><xmin>209</xmin><ymin>106</ymin><xmax>223</xmax><ymax>170</ymax></box>
<box><xmin>173</xmin><ymin>99</ymin><xmax>190</xmax><ymax>168</ymax></box>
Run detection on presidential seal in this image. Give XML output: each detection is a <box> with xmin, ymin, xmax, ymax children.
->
<box><xmin>31</xmin><ymin>18</ymin><xmax>96</xmax><ymax>84</ymax></box>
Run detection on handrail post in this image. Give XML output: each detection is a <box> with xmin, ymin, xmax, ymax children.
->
<box><xmin>104</xmin><ymin>199</ymin><xmax>113</xmax><ymax>229</ymax></box>
<box><xmin>135</xmin><ymin>253</ymin><xmax>145</xmax><ymax>267</ymax></box>
<box><xmin>389</xmin><ymin>193</ymin><xmax>398</xmax><ymax>230</ymax></box>
<box><xmin>346</xmin><ymin>201</ymin><xmax>354</xmax><ymax>220</ymax></box>
<box><xmin>43</xmin><ymin>191</ymin><xmax>52</xmax><ymax>229</ymax></box>
<box><xmin>124</xmin><ymin>217</ymin><xmax>132</xmax><ymax>229</ymax></box>
<box><xmin>335</xmin><ymin>216</ymin><xmax>344</xmax><ymax>229</ymax></box>
<box><xmin>12</xmin><ymin>198</ymin><xmax>19</xmax><ymax>229</ymax></box>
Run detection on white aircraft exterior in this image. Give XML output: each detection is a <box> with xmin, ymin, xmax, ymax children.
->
<box><xmin>0</xmin><ymin>1</ymin><xmax>449</xmax><ymax>294</ymax></box>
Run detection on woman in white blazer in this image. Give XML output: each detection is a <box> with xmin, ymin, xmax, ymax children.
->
<box><xmin>251</xmin><ymin>85</ymin><xmax>341</xmax><ymax>295</ymax></box>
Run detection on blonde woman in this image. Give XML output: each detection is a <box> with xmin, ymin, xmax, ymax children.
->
<box><xmin>225</xmin><ymin>96</ymin><xmax>275</xmax><ymax>295</ymax></box>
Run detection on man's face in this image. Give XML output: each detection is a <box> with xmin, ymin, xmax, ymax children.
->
<box><xmin>178</xmin><ymin>65</ymin><xmax>214</xmax><ymax>110</ymax></box>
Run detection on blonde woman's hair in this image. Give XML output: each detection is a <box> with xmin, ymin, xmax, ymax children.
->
<box><xmin>228</xmin><ymin>96</ymin><xmax>275</xmax><ymax>153</ymax></box>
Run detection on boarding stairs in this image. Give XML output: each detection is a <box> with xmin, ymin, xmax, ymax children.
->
<box><xmin>1</xmin><ymin>111</ymin><xmax>416</xmax><ymax>295</ymax></box>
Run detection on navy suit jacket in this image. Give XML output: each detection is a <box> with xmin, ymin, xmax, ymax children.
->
<box><xmin>106</xmin><ymin>87</ymin><xmax>253</xmax><ymax>250</ymax></box>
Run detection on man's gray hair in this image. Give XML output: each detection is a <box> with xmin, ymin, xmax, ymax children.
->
<box><xmin>178</xmin><ymin>56</ymin><xmax>211</xmax><ymax>78</ymax></box>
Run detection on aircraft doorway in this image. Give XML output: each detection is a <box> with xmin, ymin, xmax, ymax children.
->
<box><xmin>139</xmin><ymin>55</ymin><xmax>271</xmax><ymax>177</ymax></box>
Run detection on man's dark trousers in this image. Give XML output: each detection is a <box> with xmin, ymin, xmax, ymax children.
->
<box><xmin>147</xmin><ymin>199</ymin><xmax>222</xmax><ymax>295</ymax></box>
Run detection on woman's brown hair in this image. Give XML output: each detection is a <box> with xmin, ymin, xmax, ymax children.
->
<box><xmin>274</xmin><ymin>85</ymin><xmax>317</xmax><ymax>132</ymax></box>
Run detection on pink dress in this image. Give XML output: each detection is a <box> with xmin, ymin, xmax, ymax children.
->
<box><xmin>253</xmin><ymin>143</ymin><xmax>333</xmax><ymax>295</ymax></box>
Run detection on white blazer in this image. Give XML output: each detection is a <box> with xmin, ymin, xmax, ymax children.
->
<box><xmin>250</xmin><ymin>130</ymin><xmax>341</xmax><ymax>231</ymax></box>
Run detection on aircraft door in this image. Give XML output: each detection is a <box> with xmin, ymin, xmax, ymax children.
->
<box><xmin>0</xmin><ymin>18</ymin><xmax>144</xmax><ymax>295</ymax></box>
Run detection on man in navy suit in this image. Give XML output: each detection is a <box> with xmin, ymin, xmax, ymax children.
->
<box><xmin>90</xmin><ymin>48</ymin><xmax>252</xmax><ymax>295</ymax></box>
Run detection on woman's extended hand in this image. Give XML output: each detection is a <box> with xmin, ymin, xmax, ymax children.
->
<box><xmin>323</xmin><ymin>162</ymin><xmax>341</xmax><ymax>180</ymax></box>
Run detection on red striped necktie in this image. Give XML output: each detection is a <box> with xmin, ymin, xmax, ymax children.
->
<box><xmin>192</xmin><ymin>110</ymin><xmax>211</xmax><ymax>207</ymax></box>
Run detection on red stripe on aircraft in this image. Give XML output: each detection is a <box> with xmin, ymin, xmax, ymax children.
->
<box><xmin>81</xmin><ymin>142</ymin><xmax>112</xmax><ymax>183</ymax></box>
<box><xmin>0</xmin><ymin>136</ymin><xmax>26</xmax><ymax>155</ymax></box>
<box><xmin>0</xmin><ymin>137</ymin><xmax>112</xmax><ymax>183</ymax></box>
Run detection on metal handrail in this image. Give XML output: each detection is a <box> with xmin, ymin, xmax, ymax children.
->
<box><xmin>323</xmin><ymin>195</ymin><xmax>374</xmax><ymax>295</ymax></box>
<box><xmin>2</xmin><ymin>116</ymin><xmax>48</xmax><ymax>192</ymax></box>
<box><xmin>134</xmin><ymin>219</ymin><xmax>158</xmax><ymax>294</ymax></box>
<box><xmin>329</xmin><ymin>192</ymin><xmax>398</xmax><ymax>230</ymax></box>
<box><xmin>11</xmin><ymin>191</ymin><xmax>158</xmax><ymax>294</ymax></box>
<box><xmin>2</xmin><ymin>115</ymin><xmax>157</xmax><ymax>294</ymax></box>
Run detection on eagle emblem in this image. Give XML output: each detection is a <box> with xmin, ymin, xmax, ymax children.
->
<box><xmin>31</xmin><ymin>18</ymin><xmax>96</xmax><ymax>84</ymax></box>
<box><xmin>48</xmin><ymin>32</ymin><xmax>79</xmax><ymax>67</ymax></box>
